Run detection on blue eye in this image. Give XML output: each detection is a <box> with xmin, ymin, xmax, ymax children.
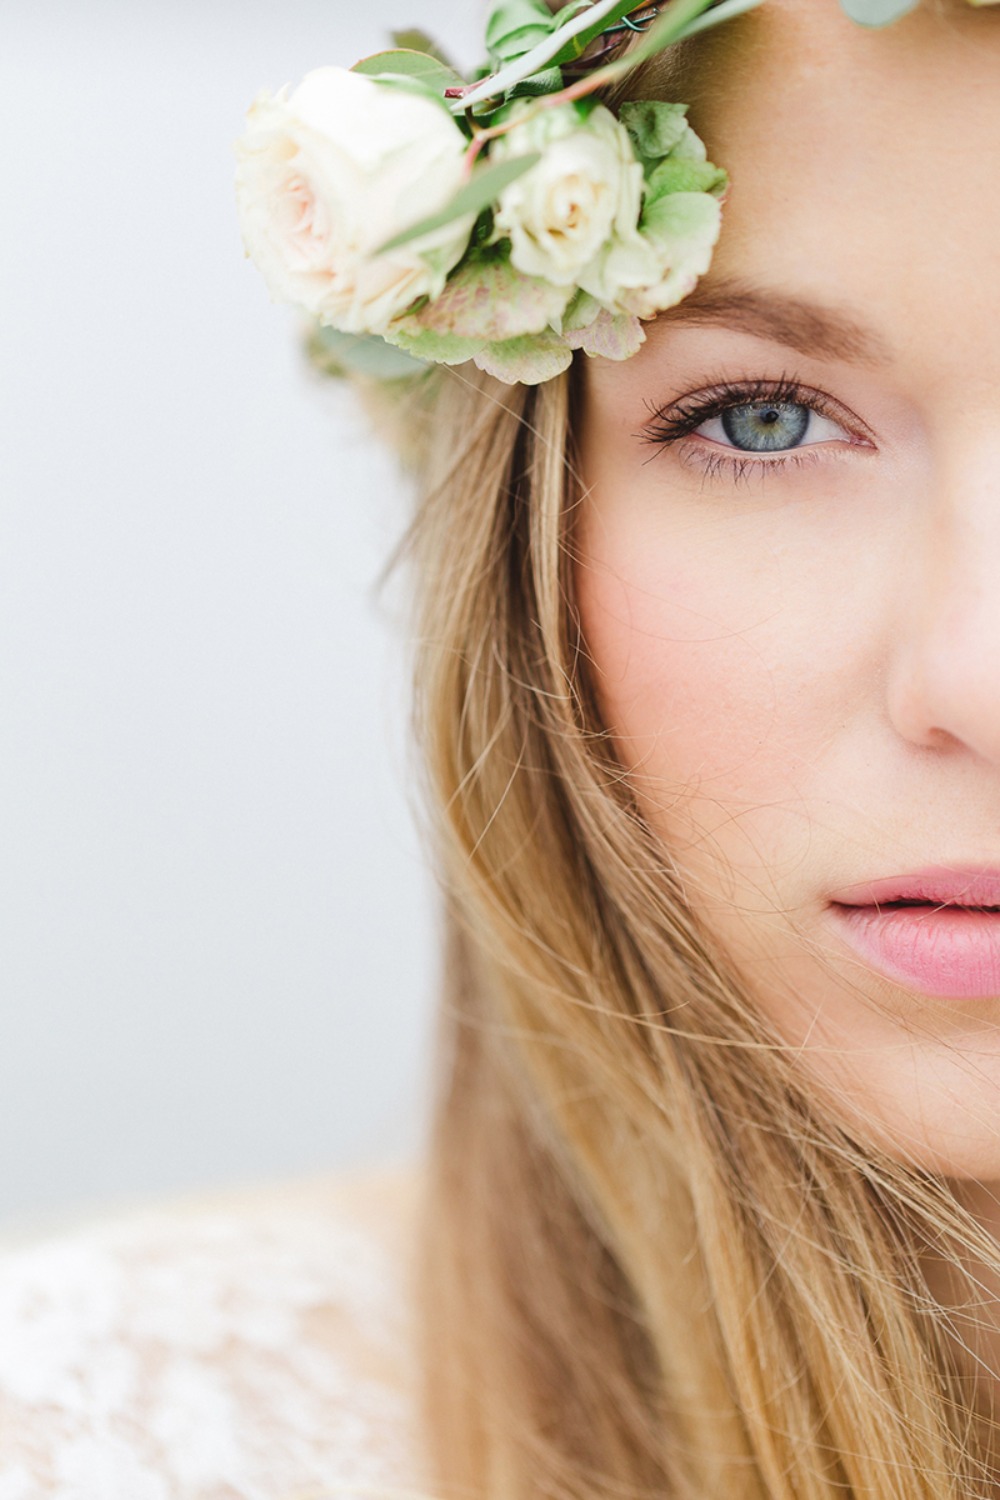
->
<box><xmin>721</xmin><ymin>401</ymin><xmax>808</xmax><ymax>451</ymax></box>
<box><xmin>696</xmin><ymin>400</ymin><xmax>849</xmax><ymax>454</ymax></box>
<box><xmin>640</xmin><ymin>378</ymin><xmax>865</xmax><ymax>473</ymax></box>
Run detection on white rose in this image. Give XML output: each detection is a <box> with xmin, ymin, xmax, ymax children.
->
<box><xmin>235</xmin><ymin>66</ymin><xmax>475</xmax><ymax>336</ymax></box>
<box><xmin>491</xmin><ymin>102</ymin><xmax>644</xmax><ymax>286</ymax></box>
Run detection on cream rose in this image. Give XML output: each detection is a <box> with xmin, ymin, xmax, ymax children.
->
<box><xmin>235</xmin><ymin>67</ymin><xmax>475</xmax><ymax>336</ymax></box>
<box><xmin>490</xmin><ymin>102</ymin><xmax>644</xmax><ymax>286</ymax></box>
<box><xmin>575</xmin><ymin>121</ymin><xmax>723</xmax><ymax>317</ymax></box>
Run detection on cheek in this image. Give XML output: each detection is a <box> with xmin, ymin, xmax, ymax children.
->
<box><xmin>572</xmin><ymin>482</ymin><xmax>877</xmax><ymax>935</ymax></box>
<box><xmin>576</xmin><ymin>513</ymin><xmax>817</xmax><ymax>825</ymax></box>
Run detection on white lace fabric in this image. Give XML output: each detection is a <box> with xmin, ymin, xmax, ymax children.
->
<box><xmin>0</xmin><ymin>1170</ymin><xmax>428</xmax><ymax>1499</ymax></box>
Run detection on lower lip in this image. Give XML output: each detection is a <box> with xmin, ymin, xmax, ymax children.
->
<box><xmin>829</xmin><ymin>904</ymin><xmax>1000</xmax><ymax>999</ymax></box>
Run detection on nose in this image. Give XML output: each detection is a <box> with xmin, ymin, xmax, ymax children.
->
<box><xmin>885</xmin><ymin>440</ymin><xmax>1000</xmax><ymax>766</ymax></box>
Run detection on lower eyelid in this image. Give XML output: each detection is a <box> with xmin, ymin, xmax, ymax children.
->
<box><xmin>675</xmin><ymin>444</ymin><xmax>830</xmax><ymax>484</ymax></box>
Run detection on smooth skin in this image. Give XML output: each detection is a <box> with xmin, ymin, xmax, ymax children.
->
<box><xmin>575</xmin><ymin>0</ymin><xmax>1000</xmax><ymax>1201</ymax></box>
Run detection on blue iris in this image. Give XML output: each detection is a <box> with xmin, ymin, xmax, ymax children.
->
<box><xmin>720</xmin><ymin>401</ymin><xmax>810</xmax><ymax>453</ymax></box>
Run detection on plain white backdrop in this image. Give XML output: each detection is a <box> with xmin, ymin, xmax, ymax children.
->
<box><xmin>0</xmin><ymin>0</ymin><xmax>487</xmax><ymax>1235</ymax></box>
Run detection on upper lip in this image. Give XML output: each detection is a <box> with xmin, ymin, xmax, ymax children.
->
<box><xmin>829</xmin><ymin>866</ymin><xmax>1000</xmax><ymax>909</ymax></box>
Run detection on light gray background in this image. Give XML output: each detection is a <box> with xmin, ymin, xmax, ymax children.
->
<box><xmin>0</xmin><ymin>0</ymin><xmax>486</xmax><ymax>1236</ymax></box>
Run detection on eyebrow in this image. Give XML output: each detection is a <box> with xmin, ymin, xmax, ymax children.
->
<box><xmin>651</xmin><ymin>278</ymin><xmax>892</xmax><ymax>365</ymax></box>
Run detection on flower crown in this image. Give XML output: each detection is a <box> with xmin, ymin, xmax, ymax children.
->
<box><xmin>235</xmin><ymin>0</ymin><xmax>999</xmax><ymax>387</ymax></box>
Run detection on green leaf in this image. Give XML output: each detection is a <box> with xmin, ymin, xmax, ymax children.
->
<box><xmin>389</xmin><ymin>30</ymin><xmax>461</xmax><ymax>71</ymax></box>
<box><xmin>837</xmin><ymin>0</ymin><xmax>920</xmax><ymax>22</ymax></box>
<box><xmin>350</xmin><ymin>73</ymin><xmax>462</xmax><ymax>117</ymax></box>
<box><xmin>352</xmin><ymin>49</ymin><xmax>463</xmax><ymax>92</ymax></box>
<box><xmin>644</xmin><ymin>155</ymin><xmax>727</xmax><ymax>203</ymax></box>
<box><xmin>486</xmin><ymin>0</ymin><xmax>557</xmax><ymax>62</ymax></box>
<box><xmin>454</xmin><ymin>0</ymin><xmax>647</xmax><ymax>111</ymax></box>
<box><xmin>453</xmin><ymin>0</ymin><xmax>761</xmax><ymax>117</ymax></box>
<box><xmin>550</xmin><ymin>0</ymin><xmax>653</xmax><ymax>63</ymax></box>
<box><xmin>620</xmin><ymin>101</ymin><xmax>691</xmax><ymax>166</ymax></box>
<box><xmin>550</xmin><ymin>0</ymin><xmax>593</xmax><ymax>25</ymax></box>
<box><xmin>376</xmin><ymin>154</ymin><xmax>541</xmax><ymax>253</ymax></box>
<box><xmin>486</xmin><ymin>0</ymin><xmax>556</xmax><ymax>45</ymax></box>
<box><xmin>308</xmin><ymin>326</ymin><xmax>429</xmax><ymax>380</ymax></box>
<box><xmin>504</xmin><ymin>66</ymin><xmax>565</xmax><ymax>100</ymax></box>
<box><xmin>491</xmin><ymin>24</ymin><xmax>559</xmax><ymax>63</ymax></box>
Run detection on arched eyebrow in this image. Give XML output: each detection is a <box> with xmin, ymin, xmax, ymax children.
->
<box><xmin>653</xmin><ymin>279</ymin><xmax>892</xmax><ymax>366</ymax></box>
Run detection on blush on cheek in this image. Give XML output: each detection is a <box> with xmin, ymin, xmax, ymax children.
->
<box><xmin>576</xmin><ymin>547</ymin><xmax>789</xmax><ymax>799</ymax></box>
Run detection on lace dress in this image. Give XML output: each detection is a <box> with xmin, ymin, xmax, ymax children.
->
<box><xmin>0</xmin><ymin>1169</ymin><xmax>429</xmax><ymax>1499</ymax></box>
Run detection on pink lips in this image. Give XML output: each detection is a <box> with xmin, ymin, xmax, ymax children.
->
<box><xmin>828</xmin><ymin>866</ymin><xmax>1000</xmax><ymax>1000</ymax></box>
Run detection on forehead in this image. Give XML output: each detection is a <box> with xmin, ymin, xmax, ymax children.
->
<box><xmin>639</xmin><ymin>0</ymin><xmax>1000</xmax><ymax>374</ymax></box>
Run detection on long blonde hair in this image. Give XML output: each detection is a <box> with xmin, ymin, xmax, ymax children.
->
<box><xmin>352</xmin><ymin>353</ymin><xmax>1000</xmax><ymax>1500</ymax></box>
<box><xmin>353</xmin><ymin>22</ymin><xmax>1000</xmax><ymax>1500</ymax></box>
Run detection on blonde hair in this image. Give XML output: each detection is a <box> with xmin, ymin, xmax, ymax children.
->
<box><xmin>346</xmin><ymin>353</ymin><xmax>1000</xmax><ymax>1500</ymax></box>
<box><xmin>343</xmin><ymin>19</ymin><xmax>1000</xmax><ymax>1500</ymax></box>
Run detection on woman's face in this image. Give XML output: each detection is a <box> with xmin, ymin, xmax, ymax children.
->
<box><xmin>575</xmin><ymin>0</ymin><xmax>1000</xmax><ymax>1183</ymax></box>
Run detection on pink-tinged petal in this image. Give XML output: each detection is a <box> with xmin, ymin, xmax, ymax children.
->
<box><xmin>411</xmin><ymin>255</ymin><xmax>571</xmax><ymax>341</ymax></box>
<box><xmin>562</xmin><ymin>309</ymin><xmax>645</xmax><ymax>360</ymax></box>
<box><xmin>473</xmin><ymin>334</ymin><xmax>574</xmax><ymax>385</ymax></box>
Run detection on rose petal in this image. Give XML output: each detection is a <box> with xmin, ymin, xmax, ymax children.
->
<box><xmin>562</xmin><ymin>308</ymin><xmax>646</xmax><ymax>360</ymax></box>
<box><xmin>473</xmin><ymin>333</ymin><xmax>574</xmax><ymax>385</ymax></box>
<box><xmin>410</xmin><ymin>253</ymin><xmax>572</xmax><ymax>341</ymax></box>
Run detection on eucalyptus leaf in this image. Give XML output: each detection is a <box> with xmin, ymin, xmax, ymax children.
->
<box><xmin>376</xmin><ymin>154</ymin><xmax>541</xmax><ymax>254</ymax></box>
<box><xmin>486</xmin><ymin>0</ymin><xmax>556</xmax><ymax>40</ymax></box>
<box><xmin>308</xmin><ymin>326</ymin><xmax>428</xmax><ymax>380</ymax></box>
<box><xmin>550</xmin><ymin>0</ymin><xmax>593</xmax><ymax>25</ymax></box>
<box><xmin>505</xmin><ymin>66</ymin><xmax>565</xmax><ymax>100</ymax></box>
<box><xmin>550</xmin><ymin>0</ymin><xmax>652</xmax><ymax>63</ymax></box>
<box><xmin>350</xmin><ymin>72</ymin><xmax>460</xmax><ymax>116</ymax></box>
<box><xmin>352</xmin><ymin>48</ymin><xmax>463</xmax><ymax>92</ymax></box>
<box><xmin>490</xmin><ymin>23</ymin><xmax>558</xmax><ymax>64</ymax></box>
<box><xmin>389</xmin><ymin>29</ymin><xmax>461</xmax><ymax>71</ymax></box>
<box><xmin>837</xmin><ymin>0</ymin><xmax>920</xmax><ymax>22</ymax></box>
<box><xmin>453</xmin><ymin>0</ymin><xmax>761</xmax><ymax>115</ymax></box>
<box><xmin>486</xmin><ymin>0</ymin><xmax>557</xmax><ymax>63</ymax></box>
<box><xmin>453</xmin><ymin>0</ymin><xmax>641</xmax><ymax>111</ymax></box>
<box><xmin>553</xmin><ymin>0</ymin><xmax>735</xmax><ymax>70</ymax></box>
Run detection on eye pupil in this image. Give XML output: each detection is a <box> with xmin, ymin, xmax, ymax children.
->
<box><xmin>721</xmin><ymin>400</ymin><xmax>810</xmax><ymax>453</ymax></box>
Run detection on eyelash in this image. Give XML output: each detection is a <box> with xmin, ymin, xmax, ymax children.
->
<box><xmin>639</xmin><ymin>374</ymin><xmax>865</xmax><ymax>482</ymax></box>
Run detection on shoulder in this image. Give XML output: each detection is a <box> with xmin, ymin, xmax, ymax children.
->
<box><xmin>0</xmin><ymin>1165</ymin><xmax>429</xmax><ymax>1499</ymax></box>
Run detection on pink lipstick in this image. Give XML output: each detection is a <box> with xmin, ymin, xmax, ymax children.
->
<box><xmin>827</xmin><ymin>867</ymin><xmax>1000</xmax><ymax>999</ymax></box>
